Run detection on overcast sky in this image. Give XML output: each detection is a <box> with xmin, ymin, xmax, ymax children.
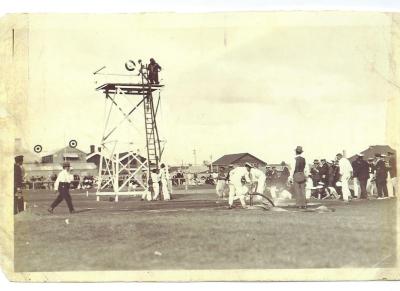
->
<box><xmin>19</xmin><ymin>12</ymin><xmax>394</xmax><ymax>165</ymax></box>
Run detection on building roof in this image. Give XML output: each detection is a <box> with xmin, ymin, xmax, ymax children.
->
<box><xmin>41</xmin><ymin>146</ymin><xmax>87</xmax><ymax>157</ymax></box>
<box><xmin>212</xmin><ymin>153</ymin><xmax>266</xmax><ymax>165</ymax></box>
<box><xmin>349</xmin><ymin>145</ymin><xmax>396</xmax><ymax>162</ymax></box>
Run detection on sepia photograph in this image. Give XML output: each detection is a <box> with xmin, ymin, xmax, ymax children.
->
<box><xmin>0</xmin><ymin>9</ymin><xmax>399</xmax><ymax>282</ymax></box>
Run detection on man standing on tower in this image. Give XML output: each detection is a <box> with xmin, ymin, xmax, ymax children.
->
<box><xmin>147</xmin><ymin>58</ymin><xmax>162</xmax><ymax>84</ymax></box>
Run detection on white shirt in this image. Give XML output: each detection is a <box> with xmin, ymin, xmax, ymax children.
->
<box><xmin>54</xmin><ymin>169</ymin><xmax>73</xmax><ymax>190</ymax></box>
<box><xmin>151</xmin><ymin>172</ymin><xmax>160</xmax><ymax>183</ymax></box>
<box><xmin>159</xmin><ymin>168</ymin><xmax>170</xmax><ymax>181</ymax></box>
<box><xmin>229</xmin><ymin>167</ymin><xmax>251</xmax><ymax>183</ymax></box>
<box><xmin>338</xmin><ymin>158</ymin><xmax>353</xmax><ymax>178</ymax></box>
<box><xmin>250</xmin><ymin>168</ymin><xmax>266</xmax><ymax>181</ymax></box>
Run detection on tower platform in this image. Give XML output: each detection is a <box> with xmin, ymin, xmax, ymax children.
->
<box><xmin>96</xmin><ymin>83</ymin><xmax>164</xmax><ymax>95</ymax></box>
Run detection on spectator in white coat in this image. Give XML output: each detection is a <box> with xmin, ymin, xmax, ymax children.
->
<box><xmin>151</xmin><ymin>169</ymin><xmax>161</xmax><ymax>200</ymax></box>
<box><xmin>160</xmin><ymin>163</ymin><xmax>171</xmax><ymax>200</ymax></box>
<box><xmin>336</xmin><ymin>153</ymin><xmax>353</xmax><ymax>202</ymax></box>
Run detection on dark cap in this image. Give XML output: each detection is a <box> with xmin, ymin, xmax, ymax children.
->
<box><xmin>313</xmin><ymin>159</ymin><xmax>319</xmax><ymax>163</ymax></box>
<box><xmin>15</xmin><ymin>155</ymin><xmax>24</xmax><ymax>163</ymax></box>
<box><xmin>295</xmin><ymin>146</ymin><xmax>303</xmax><ymax>153</ymax></box>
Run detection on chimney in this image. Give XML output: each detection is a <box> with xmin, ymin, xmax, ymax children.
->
<box><xmin>98</xmin><ymin>147</ymin><xmax>101</xmax><ymax>152</ymax></box>
<box><xmin>90</xmin><ymin>145</ymin><xmax>95</xmax><ymax>153</ymax></box>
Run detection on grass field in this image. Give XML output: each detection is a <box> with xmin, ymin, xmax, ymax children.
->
<box><xmin>14</xmin><ymin>188</ymin><xmax>397</xmax><ymax>271</ymax></box>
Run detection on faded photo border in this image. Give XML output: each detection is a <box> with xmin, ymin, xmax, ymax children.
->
<box><xmin>1</xmin><ymin>4</ymin><xmax>400</xmax><ymax>283</ymax></box>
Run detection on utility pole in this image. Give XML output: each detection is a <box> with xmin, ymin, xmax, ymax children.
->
<box><xmin>210</xmin><ymin>154</ymin><xmax>213</xmax><ymax>172</ymax></box>
<box><xmin>193</xmin><ymin>149</ymin><xmax>197</xmax><ymax>166</ymax></box>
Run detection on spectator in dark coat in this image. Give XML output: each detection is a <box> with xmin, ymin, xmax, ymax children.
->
<box><xmin>319</xmin><ymin>159</ymin><xmax>329</xmax><ymax>186</ymax></box>
<box><xmin>310</xmin><ymin>160</ymin><xmax>321</xmax><ymax>187</ymax></box>
<box><xmin>375</xmin><ymin>154</ymin><xmax>388</xmax><ymax>198</ymax></box>
<box><xmin>14</xmin><ymin>155</ymin><xmax>25</xmax><ymax>214</ymax></box>
<box><xmin>353</xmin><ymin>154</ymin><xmax>370</xmax><ymax>199</ymax></box>
<box><xmin>279</xmin><ymin>161</ymin><xmax>290</xmax><ymax>188</ymax></box>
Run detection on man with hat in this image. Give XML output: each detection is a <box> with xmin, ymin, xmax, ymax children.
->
<box><xmin>336</xmin><ymin>153</ymin><xmax>353</xmax><ymax>202</ymax></box>
<box><xmin>318</xmin><ymin>158</ymin><xmax>329</xmax><ymax>186</ymax></box>
<box><xmin>310</xmin><ymin>159</ymin><xmax>321</xmax><ymax>187</ymax></box>
<box><xmin>250</xmin><ymin>163</ymin><xmax>266</xmax><ymax>196</ymax></box>
<box><xmin>265</xmin><ymin>165</ymin><xmax>273</xmax><ymax>186</ymax></box>
<box><xmin>279</xmin><ymin>161</ymin><xmax>290</xmax><ymax>188</ymax></box>
<box><xmin>216</xmin><ymin>166</ymin><xmax>228</xmax><ymax>199</ymax></box>
<box><xmin>227</xmin><ymin>163</ymin><xmax>252</xmax><ymax>209</ymax></box>
<box><xmin>351</xmin><ymin>154</ymin><xmax>361</xmax><ymax>198</ymax></box>
<box><xmin>290</xmin><ymin>146</ymin><xmax>307</xmax><ymax>209</ymax></box>
<box><xmin>48</xmin><ymin>162</ymin><xmax>75</xmax><ymax>214</ymax></box>
<box><xmin>14</xmin><ymin>155</ymin><xmax>25</xmax><ymax>214</ymax></box>
<box><xmin>374</xmin><ymin>153</ymin><xmax>388</xmax><ymax>199</ymax></box>
<box><xmin>353</xmin><ymin>154</ymin><xmax>369</xmax><ymax>199</ymax></box>
<box><xmin>367</xmin><ymin>157</ymin><xmax>377</xmax><ymax>196</ymax></box>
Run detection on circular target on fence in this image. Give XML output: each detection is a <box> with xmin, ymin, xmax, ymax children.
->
<box><xmin>125</xmin><ymin>60</ymin><xmax>136</xmax><ymax>71</ymax></box>
<box><xmin>69</xmin><ymin>139</ymin><xmax>78</xmax><ymax>148</ymax></box>
<box><xmin>33</xmin><ymin>144</ymin><xmax>42</xmax><ymax>153</ymax></box>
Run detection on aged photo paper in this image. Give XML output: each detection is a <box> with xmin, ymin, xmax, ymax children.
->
<box><xmin>0</xmin><ymin>12</ymin><xmax>399</xmax><ymax>281</ymax></box>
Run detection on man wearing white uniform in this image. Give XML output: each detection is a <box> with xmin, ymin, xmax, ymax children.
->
<box><xmin>227</xmin><ymin>163</ymin><xmax>252</xmax><ymax>209</ymax></box>
<box><xmin>151</xmin><ymin>169</ymin><xmax>161</xmax><ymax>200</ymax></box>
<box><xmin>250</xmin><ymin>166</ymin><xmax>266</xmax><ymax>194</ymax></box>
<box><xmin>336</xmin><ymin>153</ymin><xmax>353</xmax><ymax>202</ymax></box>
<box><xmin>160</xmin><ymin>163</ymin><xmax>171</xmax><ymax>200</ymax></box>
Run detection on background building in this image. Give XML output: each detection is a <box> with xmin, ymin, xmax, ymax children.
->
<box><xmin>349</xmin><ymin>145</ymin><xmax>396</xmax><ymax>162</ymax></box>
<box><xmin>210</xmin><ymin>153</ymin><xmax>267</xmax><ymax>172</ymax></box>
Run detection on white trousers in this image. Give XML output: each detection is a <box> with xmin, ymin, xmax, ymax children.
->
<box><xmin>270</xmin><ymin>186</ymin><xmax>277</xmax><ymax>199</ymax></box>
<box><xmin>228</xmin><ymin>183</ymin><xmax>248</xmax><ymax>207</ymax></box>
<box><xmin>392</xmin><ymin>177</ymin><xmax>398</xmax><ymax>196</ymax></box>
<box><xmin>305</xmin><ymin>178</ymin><xmax>313</xmax><ymax>199</ymax></box>
<box><xmin>387</xmin><ymin>173</ymin><xmax>394</xmax><ymax>197</ymax></box>
<box><xmin>367</xmin><ymin>174</ymin><xmax>377</xmax><ymax>196</ymax></box>
<box><xmin>353</xmin><ymin>178</ymin><xmax>360</xmax><ymax>198</ymax></box>
<box><xmin>161</xmin><ymin>180</ymin><xmax>170</xmax><ymax>200</ymax></box>
<box><xmin>255</xmin><ymin>178</ymin><xmax>265</xmax><ymax>194</ymax></box>
<box><xmin>152</xmin><ymin>183</ymin><xmax>160</xmax><ymax>200</ymax></box>
<box><xmin>216</xmin><ymin>180</ymin><xmax>227</xmax><ymax>197</ymax></box>
<box><xmin>141</xmin><ymin>189</ymin><xmax>152</xmax><ymax>201</ymax></box>
<box><xmin>342</xmin><ymin>177</ymin><xmax>351</xmax><ymax>201</ymax></box>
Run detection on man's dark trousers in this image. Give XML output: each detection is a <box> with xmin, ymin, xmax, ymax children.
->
<box><xmin>376</xmin><ymin>180</ymin><xmax>388</xmax><ymax>198</ymax></box>
<box><xmin>51</xmin><ymin>183</ymin><xmax>74</xmax><ymax>212</ymax></box>
<box><xmin>359</xmin><ymin>178</ymin><xmax>368</xmax><ymax>199</ymax></box>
